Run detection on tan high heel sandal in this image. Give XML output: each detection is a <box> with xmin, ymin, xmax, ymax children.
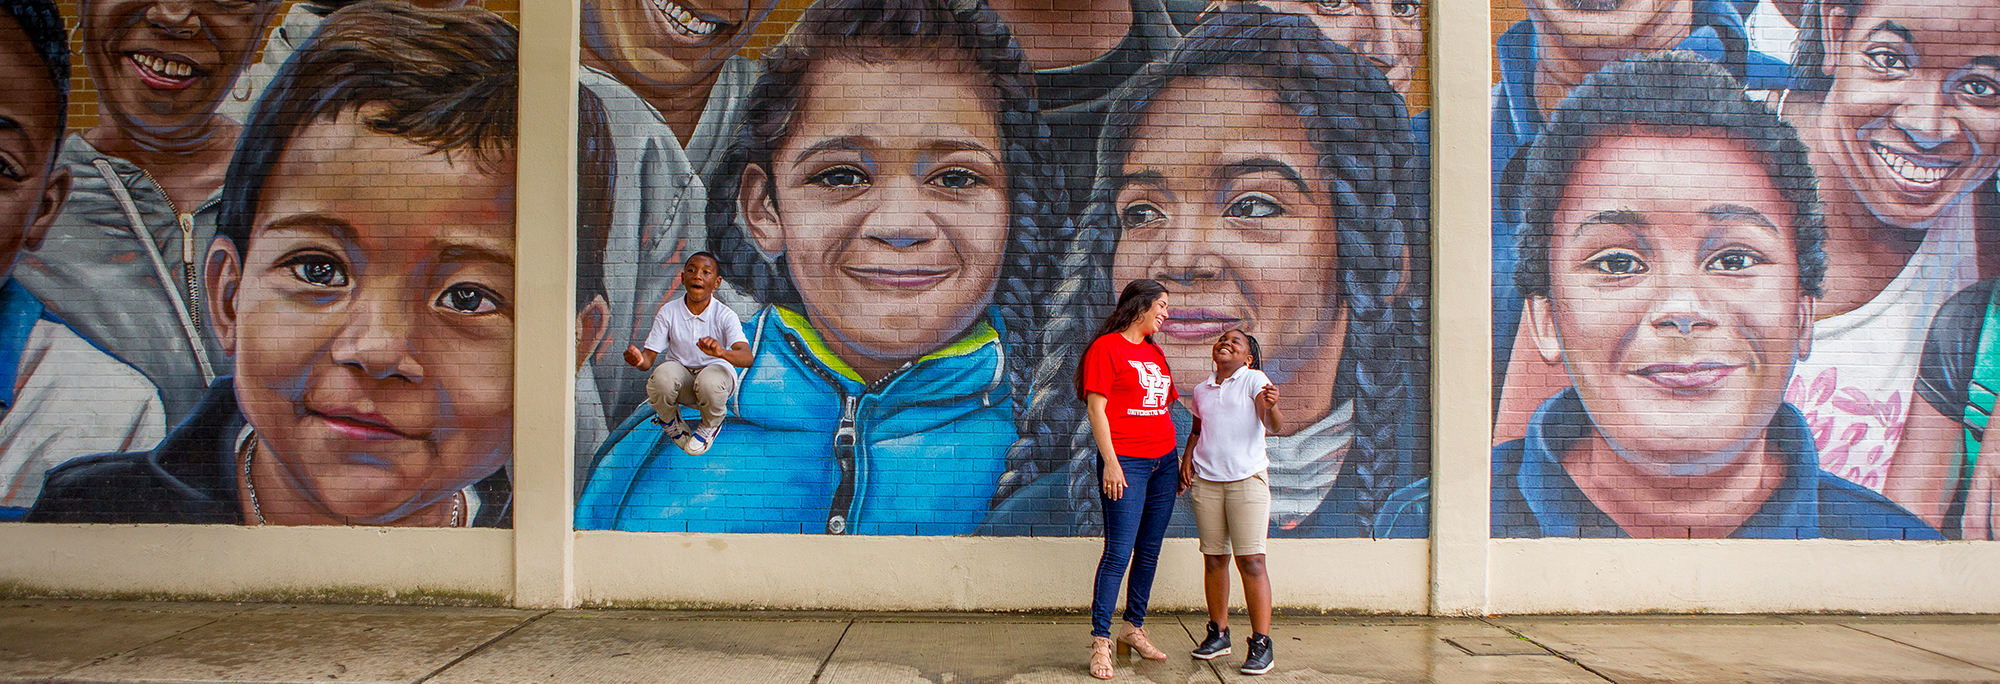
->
<box><xmin>1090</xmin><ymin>636</ymin><xmax>1116</xmax><ymax>679</ymax></box>
<box><xmin>1116</xmin><ymin>623</ymin><xmax>1168</xmax><ymax>660</ymax></box>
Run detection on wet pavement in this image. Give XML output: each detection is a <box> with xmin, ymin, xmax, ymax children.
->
<box><xmin>2</xmin><ymin>600</ymin><xmax>1997</xmax><ymax>683</ymax></box>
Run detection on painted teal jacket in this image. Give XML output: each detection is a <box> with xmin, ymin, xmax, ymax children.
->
<box><xmin>576</xmin><ymin>305</ymin><xmax>1017</xmax><ymax>535</ymax></box>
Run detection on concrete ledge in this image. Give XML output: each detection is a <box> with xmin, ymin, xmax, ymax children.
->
<box><xmin>574</xmin><ymin>532</ymin><xmax>1430</xmax><ymax>612</ymax></box>
<box><xmin>0</xmin><ymin>524</ymin><xmax>513</xmax><ymax>602</ymax></box>
<box><xmin>1490</xmin><ymin>538</ymin><xmax>2000</xmax><ymax>614</ymax></box>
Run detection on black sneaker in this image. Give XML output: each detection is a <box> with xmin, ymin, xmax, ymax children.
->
<box><xmin>1191</xmin><ymin>621</ymin><xmax>1230</xmax><ymax>660</ymax></box>
<box><xmin>1240</xmin><ymin>633</ymin><xmax>1273</xmax><ymax>675</ymax></box>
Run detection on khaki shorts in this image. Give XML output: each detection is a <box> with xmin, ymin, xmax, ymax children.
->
<box><xmin>1190</xmin><ymin>470</ymin><xmax>1270</xmax><ymax>556</ymax></box>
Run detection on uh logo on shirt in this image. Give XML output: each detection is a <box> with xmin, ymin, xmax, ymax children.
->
<box><xmin>1128</xmin><ymin>360</ymin><xmax>1170</xmax><ymax>416</ymax></box>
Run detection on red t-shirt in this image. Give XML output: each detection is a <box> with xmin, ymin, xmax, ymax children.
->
<box><xmin>1080</xmin><ymin>333</ymin><xmax>1178</xmax><ymax>458</ymax></box>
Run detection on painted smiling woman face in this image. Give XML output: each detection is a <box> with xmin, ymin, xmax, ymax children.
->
<box><xmin>1528</xmin><ymin>132</ymin><xmax>1813</xmax><ymax>465</ymax></box>
<box><xmin>739</xmin><ymin>57</ymin><xmax>1010</xmax><ymax>374</ymax></box>
<box><xmin>78</xmin><ymin>0</ymin><xmax>278</xmax><ymax>138</ymax></box>
<box><xmin>1816</xmin><ymin>0</ymin><xmax>2000</xmax><ymax>229</ymax></box>
<box><xmin>1109</xmin><ymin>76</ymin><xmax>1345</xmax><ymax>395</ymax></box>
<box><xmin>580</xmin><ymin>0</ymin><xmax>778</xmax><ymax>108</ymax></box>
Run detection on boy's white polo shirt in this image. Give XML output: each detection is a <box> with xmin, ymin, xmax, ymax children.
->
<box><xmin>643</xmin><ymin>295</ymin><xmax>747</xmax><ymax>370</ymax></box>
<box><xmin>1188</xmin><ymin>367</ymin><xmax>1272</xmax><ymax>482</ymax></box>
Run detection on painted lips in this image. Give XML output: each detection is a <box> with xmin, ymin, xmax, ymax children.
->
<box><xmin>316</xmin><ymin>412</ymin><xmax>412</xmax><ymax>441</ymax></box>
<box><xmin>1161</xmin><ymin>309</ymin><xmax>1238</xmax><ymax>341</ymax></box>
<box><xmin>652</xmin><ymin>0</ymin><xmax>726</xmax><ymax>40</ymax></box>
<box><xmin>1632</xmin><ymin>362</ymin><xmax>1740</xmax><ymax>390</ymax></box>
<box><xmin>844</xmin><ymin>266</ymin><xmax>951</xmax><ymax>289</ymax></box>
<box><xmin>127</xmin><ymin>52</ymin><xmax>199</xmax><ymax>90</ymax></box>
<box><xmin>1872</xmin><ymin>142</ymin><xmax>1958</xmax><ymax>189</ymax></box>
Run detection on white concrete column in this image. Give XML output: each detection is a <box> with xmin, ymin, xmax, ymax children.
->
<box><xmin>1427</xmin><ymin>0</ymin><xmax>1493</xmax><ymax>617</ymax></box>
<box><xmin>512</xmin><ymin>0</ymin><xmax>582</xmax><ymax>609</ymax></box>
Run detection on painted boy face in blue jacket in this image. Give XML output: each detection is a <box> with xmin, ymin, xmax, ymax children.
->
<box><xmin>578</xmin><ymin>306</ymin><xmax>1015</xmax><ymax>534</ymax></box>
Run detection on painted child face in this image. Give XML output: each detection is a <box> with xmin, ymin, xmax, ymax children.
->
<box><xmin>1816</xmin><ymin>0</ymin><xmax>2000</xmax><ymax>229</ymax></box>
<box><xmin>741</xmin><ymin>57</ymin><xmax>1010</xmax><ymax>363</ymax></box>
<box><xmin>78</xmin><ymin>0</ymin><xmax>278</xmax><ymax>136</ymax></box>
<box><xmin>211</xmin><ymin>110</ymin><xmax>515</xmax><ymax>524</ymax></box>
<box><xmin>0</xmin><ymin>18</ymin><xmax>67</xmax><ymax>281</ymax></box>
<box><xmin>1109</xmin><ymin>77</ymin><xmax>1345</xmax><ymax>392</ymax></box>
<box><xmin>579</xmin><ymin>0</ymin><xmax>777</xmax><ymax>100</ymax></box>
<box><xmin>1527</xmin><ymin>132</ymin><xmax>1812</xmax><ymax>466</ymax></box>
<box><xmin>1257</xmin><ymin>0</ymin><xmax>1421</xmax><ymax>97</ymax></box>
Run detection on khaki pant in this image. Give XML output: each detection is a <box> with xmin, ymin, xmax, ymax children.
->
<box><xmin>646</xmin><ymin>361</ymin><xmax>735</xmax><ymax>430</ymax></box>
<box><xmin>1190</xmin><ymin>470</ymin><xmax>1270</xmax><ymax>556</ymax></box>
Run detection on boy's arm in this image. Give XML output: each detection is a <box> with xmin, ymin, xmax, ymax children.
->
<box><xmin>623</xmin><ymin>345</ymin><xmax>658</xmax><ymax>371</ymax></box>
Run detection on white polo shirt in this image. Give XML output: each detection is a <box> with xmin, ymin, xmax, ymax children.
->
<box><xmin>1187</xmin><ymin>367</ymin><xmax>1272</xmax><ymax>482</ymax></box>
<box><xmin>643</xmin><ymin>296</ymin><xmax>748</xmax><ymax>370</ymax></box>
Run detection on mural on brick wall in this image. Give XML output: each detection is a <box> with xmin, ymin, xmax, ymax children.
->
<box><xmin>0</xmin><ymin>0</ymin><xmax>519</xmax><ymax>527</ymax></box>
<box><xmin>1406</xmin><ymin>0</ymin><xmax>1999</xmax><ymax>540</ymax></box>
<box><xmin>572</xmin><ymin>0</ymin><xmax>1434</xmax><ymax>537</ymax></box>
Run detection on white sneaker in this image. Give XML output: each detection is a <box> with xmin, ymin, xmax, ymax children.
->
<box><xmin>654</xmin><ymin>414</ymin><xmax>692</xmax><ymax>441</ymax></box>
<box><xmin>682</xmin><ymin>422</ymin><xmax>722</xmax><ymax>456</ymax></box>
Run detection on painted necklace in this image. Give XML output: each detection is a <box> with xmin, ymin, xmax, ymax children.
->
<box><xmin>237</xmin><ymin>432</ymin><xmax>466</xmax><ymax>527</ymax></box>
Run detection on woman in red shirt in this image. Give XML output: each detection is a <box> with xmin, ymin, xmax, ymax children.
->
<box><xmin>1080</xmin><ymin>279</ymin><xmax>1178</xmax><ymax>679</ymax></box>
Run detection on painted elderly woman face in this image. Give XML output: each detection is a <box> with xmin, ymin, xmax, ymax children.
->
<box><xmin>1110</xmin><ymin>76</ymin><xmax>1345</xmax><ymax>393</ymax></box>
<box><xmin>740</xmin><ymin>56</ymin><xmax>1011</xmax><ymax>364</ymax></box>
<box><xmin>78</xmin><ymin>0</ymin><xmax>278</xmax><ymax>136</ymax></box>
<box><xmin>580</xmin><ymin>0</ymin><xmax>778</xmax><ymax>101</ymax></box>
<box><xmin>1816</xmin><ymin>0</ymin><xmax>2000</xmax><ymax>229</ymax></box>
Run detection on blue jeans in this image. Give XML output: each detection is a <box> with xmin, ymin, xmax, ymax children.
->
<box><xmin>1091</xmin><ymin>451</ymin><xmax>1179</xmax><ymax>638</ymax></box>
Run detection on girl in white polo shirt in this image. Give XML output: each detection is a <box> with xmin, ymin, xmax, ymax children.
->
<box><xmin>1181</xmin><ymin>329</ymin><xmax>1284</xmax><ymax>675</ymax></box>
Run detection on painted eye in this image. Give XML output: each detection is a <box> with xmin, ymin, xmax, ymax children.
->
<box><xmin>1587</xmin><ymin>252</ymin><xmax>1646</xmax><ymax>276</ymax></box>
<box><xmin>1707</xmin><ymin>249</ymin><xmax>1769</xmax><ymax>272</ymax></box>
<box><xmin>284</xmin><ymin>255</ymin><xmax>348</xmax><ymax>287</ymax></box>
<box><xmin>436</xmin><ymin>285</ymin><xmax>502</xmax><ymax>314</ymax></box>
<box><xmin>1312</xmin><ymin>0</ymin><xmax>1359</xmax><ymax>14</ymax></box>
<box><xmin>0</xmin><ymin>154</ymin><xmax>23</xmax><ymax>182</ymax></box>
<box><xmin>1865</xmin><ymin>48</ymin><xmax>1911</xmax><ymax>72</ymax></box>
<box><xmin>1121</xmin><ymin>203</ymin><xmax>1166</xmax><ymax>229</ymax></box>
<box><xmin>807</xmin><ymin>166</ymin><xmax>869</xmax><ymax>188</ymax></box>
<box><xmin>1391</xmin><ymin>0</ymin><xmax>1420</xmax><ymax>18</ymax></box>
<box><xmin>1958</xmin><ymin>77</ymin><xmax>1999</xmax><ymax>100</ymax></box>
<box><xmin>1225</xmin><ymin>195</ymin><xmax>1284</xmax><ymax>219</ymax></box>
<box><xmin>930</xmin><ymin>168</ymin><xmax>988</xmax><ymax>190</ymax></box>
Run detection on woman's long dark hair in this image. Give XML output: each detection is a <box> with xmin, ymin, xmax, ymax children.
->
<box><xmin>703</xmin><ymin>0</ymin><xmax>1067</xmax><ymax>431</ymax></box>
<box><xmin>995</xmin><ymin>5</ymin><xmax>1428</xmax><ymax>535</ymax></box>
<box><xmin>1072</xmin><ymin>279</ymin><xmax>1169</xmax><ymax>401</ymax></box>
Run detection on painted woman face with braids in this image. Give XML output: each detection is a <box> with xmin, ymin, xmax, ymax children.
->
<box><xmin>1096</xmin><ymin>6</ymin><xmax>1425</xmax><ymax>532</ymax></box>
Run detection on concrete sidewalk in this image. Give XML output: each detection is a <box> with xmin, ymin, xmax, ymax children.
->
<box><xmin>2</xmin><ymin>600</ymin><xmax>1998</xmax><ymax>683</ymax></box>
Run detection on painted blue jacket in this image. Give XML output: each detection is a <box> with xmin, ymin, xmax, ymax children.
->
<box><xmin>577</xmin><ymin>306</ymin><xmax>1017</xmax><ymax>535</ymax></box>
<box><xmin>1373</xmin><ymin>389</ymin><xmax>1943</xmax><ymax>540</ymax></box>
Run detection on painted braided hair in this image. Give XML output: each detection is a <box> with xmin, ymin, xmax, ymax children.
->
<box><xmin>703</xmin><ymin>0</ymin><xmax>1067</xmax><ymax>449</ymax></box>
<box><xmin>995</xmin><ymin>5</ymin><xmax>1427</xmax><ymax>535</ymax></box>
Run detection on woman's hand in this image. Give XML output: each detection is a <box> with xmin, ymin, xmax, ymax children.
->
<box><xmin>1257</xmin><ymin>384</ymin><xmax>1280</xmax><ymax>409</ymax></box>
<box><xmin>1103</xmin><ymin>459</ymin><xmax>1128</xmax><ymax>501</ymax></box>
<box><xmin>1086</xmin><ymin>392</ymin><xmax>1126</xmax><ymax>499</ymax></box>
